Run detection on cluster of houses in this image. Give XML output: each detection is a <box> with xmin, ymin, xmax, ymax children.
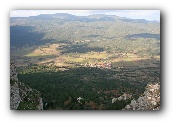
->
<box><xmin>84</xmin><ymin>62</ymin><xmax>112</xmax><ymax>69</ymax></box>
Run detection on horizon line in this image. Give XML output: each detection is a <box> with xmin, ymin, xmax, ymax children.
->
<box><xmin>10</xmin><ymin>10</ymin><xmax>160</xmax><ymax>22</ymax></box>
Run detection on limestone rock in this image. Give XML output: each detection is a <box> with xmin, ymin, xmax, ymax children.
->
<box><xmin>123</xmin><ymin>83</ymin><xmax>160</xmax><ymax>110</ymax></box>
<box><xmin>10</xmin><ymin>82</ymin><xmax>21</xmax><ymax>110</ymax></box>
<box><xmin>112</xmin><ymin>93</ymin><xmax>132</xmax><ymax>103</ymax></box>
<box><xmin>10</xmin><ymin>62</ymin><xmax>43</xmax><ymax>110</ymax></box>
<box><xmin>112</xmin><ymin>98</ymin><xmax>117</xmax><ymax>103</ymax></box>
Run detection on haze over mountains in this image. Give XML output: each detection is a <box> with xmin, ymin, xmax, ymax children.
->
<box><xmin>10</xmin><ymin>13</ymin><xmax>160</xmax><ymax>110</ymax></box>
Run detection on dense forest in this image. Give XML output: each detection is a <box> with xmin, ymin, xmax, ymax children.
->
<box><xmin>10</xmin><ymin>13</ymin><xmax>160</xmax><ymax>110</ymax></box>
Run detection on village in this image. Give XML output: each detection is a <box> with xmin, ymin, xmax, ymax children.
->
<box><xmin>83</xmin><ymin>62</ymin><xmax>112</xmax><ymax>69</ymax></box>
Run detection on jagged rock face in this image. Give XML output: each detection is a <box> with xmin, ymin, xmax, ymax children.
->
<box><xmin>10</xmin><ymin>63</ymin><xmax>18</xmax><ymax>82</ymax></box>
<box><xmin>123</xmin><ymin>83</ymin><xmax>160</xmax><ymax>110</ymax></box>
<box><xmin>10</xmin><ymin>63</ymin><xmax>43</xmax><ymax>110</ymax></box>
<box><xmin>10</xmin><ymin>82</ymin><xmax>21</xmax><ymax>109</ymax></box>
<box><xmin>10</xmin><ymin>63</ymin><xmax>21</xmax><ymax>109</ymax></box>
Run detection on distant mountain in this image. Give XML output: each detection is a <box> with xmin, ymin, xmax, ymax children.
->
<box><xmin>10</xmin><ymin>13</ymin><xmax>160</xmax><ymax>56</ymax></box>
<box><xmin>11</xmin><ymin>13</ymin><xmax>159</xmax><ymax>23</ymax></box>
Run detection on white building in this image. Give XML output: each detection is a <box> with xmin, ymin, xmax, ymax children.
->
<box><xmin>77</xmin><ymin>97</ymin><xmax>83</xmax><ymax>103</ymax></box>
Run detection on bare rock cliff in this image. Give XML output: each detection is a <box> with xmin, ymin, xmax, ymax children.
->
<box><xmin>10</xmin><ymin>63</ymin><xmax>43</xmax><ymax>110</ymax></box>
<box><xmin>123</xmin><ymin>83</ymin><xmax>160</xmax><ymax>110</ymax></box>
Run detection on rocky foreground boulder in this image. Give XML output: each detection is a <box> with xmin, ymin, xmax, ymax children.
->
<box><xmin>123</xmin><ymin>83</ymin><xmax>160</xmax><ymax>110</ymax></box>
<box><xmin>10</xmin><ymin>62</ymin><xmax>43</xmax><ymax>110</ymax></box>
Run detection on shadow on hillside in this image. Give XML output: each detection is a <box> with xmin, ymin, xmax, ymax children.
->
<box><xmin>10</xmin><ymin>25</ymin><xmax>104</xmax><ymax>55</ymax></box>
<box><xmin>10</xmin><ymin>25</ymin><xmax>105</xmax><ymax>66</ymax></box>
<box><xmin>126</xmin><ymin>33</ymin><xmax>160</xmax><ymax>40</ymax></box>
<box><xmin>120</xmin><ymin>19</ymin><xmax>149</xmax><ymax>23</ymax></box>
<box><xmin>111</xmin><ymin>58</ymin><xmax>160</xmax><ymax>83</ymax></box>
<box><xmin>10</xmin><ymin>25</ymin><xmax>56</xmax><ymax>47</ymax></box>
<box><xmin>85</xmin><ymin>34</ymin><xmax>102</xmax><ymax>38</ymax></box>
<box><xmin>60</xmin><ymin>43</ymin><xmax>104</xmax><ymax>53</ymax></box>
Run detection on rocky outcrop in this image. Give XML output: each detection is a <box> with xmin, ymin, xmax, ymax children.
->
<box><xmin>10</xmin><ymin>82</ymin><xmax>21</xmax><ymax>109</ymax></box>
<box><xmin>123</xmin><ymin>83</ymin><xmax>160</xmax><ymax>110</ymax></box>
<box><xmin>10</xmin><ymin>62</ymin><xmax>43</xmax><ymax>110</ymax></box>
<box><xmin>112</xmin><ymin>93</ymin><xmax>132</xmax><ymax>103</ymax></box>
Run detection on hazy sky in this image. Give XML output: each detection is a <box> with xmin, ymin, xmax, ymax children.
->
<box><xmin>10</xmin><ymin>10</ymin><xmax>160</xmax><ymax>21</ymax></box>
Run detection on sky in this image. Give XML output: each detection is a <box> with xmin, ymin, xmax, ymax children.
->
<box><xmin>10</xmin><ymin>10</ymin><xmax>160</xmax><ymax>21</ymax></box>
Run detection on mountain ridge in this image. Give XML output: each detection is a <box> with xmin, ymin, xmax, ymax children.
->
<box><xmin>10</xmin><ymin>13</ymin><xmax>159</xmax><ymax>23</ymax></box>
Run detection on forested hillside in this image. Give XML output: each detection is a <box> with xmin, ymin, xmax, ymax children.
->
<box><xmin>10</xmin><ymin>13</ymin><xmax>160</xmax><ymax>110</ymax></box>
